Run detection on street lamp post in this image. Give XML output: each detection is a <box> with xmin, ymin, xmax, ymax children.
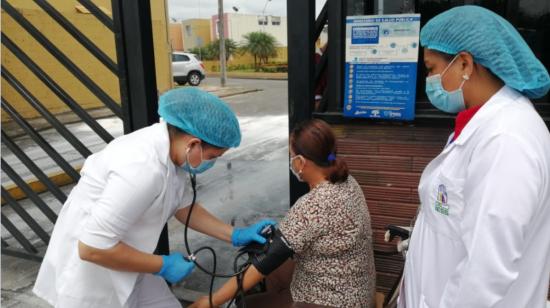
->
<box><xmin>218</xmin><ymin>0</ymin><xmax>227</xmax><ymax>87</ymax></box>
<box><xmin>262</xmin><ymin>0</ymin><xmax>272</xmax><ymax>16</ymax></box>
<box><xmin>261</xmin><ymin>0</ymin><xmax>272</xmax><ymax>31</ymax></box>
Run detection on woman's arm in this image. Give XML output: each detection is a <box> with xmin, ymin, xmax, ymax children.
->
<box><xmin>214</xmin><ymin>265</ymin><xmax>265</xmax><ymax>305</ymax></box>
<box><xmin>78</xmin><ymin>241</ymin><xmax>162</xmax><ymax>273</ymax></box>
<box><xmin>175</xmin><ymin>203</ymin><xmax>233</xmax><ymax>243</ymax></box>
<box><xmin>189</xmin><ymin>265</ymin><xmax>265</xmax><ymax>308</ymax></box>
<box><xmin>190</xmin><ymin>228</ymin><xmax>295</xmax><ymax>307</ymax></box>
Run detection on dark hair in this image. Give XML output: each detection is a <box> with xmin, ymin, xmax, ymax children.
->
<box><xmin>290</xmin><ymin>119</ymin><xmax>348</xmax><ymax>184</ymax></box>
<box><xmin>431</xmin><ymin>50</ymin><xmax>502</xmax><ymax>82</ymax></box>
<box><xmin>167</xmin><ymin>123</ymin><xmax>223</xmax><ymax>150</ymax></box>
<box><xmin>433</xmin><ymin>50</ymin><xmax>455</xmax><ymax>62</ymax></box>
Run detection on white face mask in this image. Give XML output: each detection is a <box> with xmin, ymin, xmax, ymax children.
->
<box><xmin>290</xmin><ymin>155</ymin><xmax>305</xmax><ymax>182</ymax></box>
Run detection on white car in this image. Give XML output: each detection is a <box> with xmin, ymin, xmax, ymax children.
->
<box><xmin>171</xmin><ymin>52</ymin><xmax>206</xmax><ymax>86</ymax></box>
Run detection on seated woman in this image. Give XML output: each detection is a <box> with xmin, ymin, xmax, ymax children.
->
<box><xmin>190</xmin><ymin>119</ymin><xmax>376</xmax><ymax>308</ymax></box>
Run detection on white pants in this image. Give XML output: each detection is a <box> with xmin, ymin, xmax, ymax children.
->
<box><xmin>51</xmin><ymin>274</ymin><xmax>180</xmax><ymax>308</ymax></box>
<box><xmin>124</xmin><ymin>274</ymin><xmax>181</xmax><ymax>308</ymax></box>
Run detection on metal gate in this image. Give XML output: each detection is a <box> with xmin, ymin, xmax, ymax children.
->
<box><xmin>1</xmin><ymin>0</ymin><xmax>162</xmax><ymax>261</ymax></box>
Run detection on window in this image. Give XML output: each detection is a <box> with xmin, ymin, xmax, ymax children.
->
<box><xmin>365</xmin><ymin>0</ymin><xmax>549</xmax><ymax>112</ymax></box>
<box><xmin>373</xmin><ymin>0</ymin><xmax>415</xmax><ymax>14</ymax></box>
<box><xmin>412</xmin><ymin>0</ymin><xmax>550</xmax><ymax>105</ymax></box>
<box><xmin>172</xmin><ymin>54</ymin><xmax>190</xmax><ymax>62</ymax></box>
<box><xmin>185</xmin><ymin>25</ymin><xmax>192</xmax><ymax>37</ymax></box>
<box><xmin>320</xmin><ymin>0</ymin><xmax>550</xmax><ymax>119</ymax></box>
<box><xmin>258</xmin><ymin>16</ymin><xmax>268</xmax><ymax>25</ymax></box>
<box><xmin>272</xmin><ymin>16</ymin><xmax>281</xmax><ymax>26</ymax></box>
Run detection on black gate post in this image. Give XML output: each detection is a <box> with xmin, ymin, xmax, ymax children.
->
<box><xmin>287</xmin><ymin>0</ymin><xmax>315</xmax><ymax>205</ymax></box>
<box><xmin>112</xmin><ymin>0</ymin><xmax>169</xmax><ymax>255</ymax></box>
<box><xmin>326</xmin><ymin>0</ymin><xmax>346</xmax><ymax>112</ymax></box>
<box><xmin>112</xmin><ymin>0</ymin><xmax>159</xmax><ymax>133</ymax></box>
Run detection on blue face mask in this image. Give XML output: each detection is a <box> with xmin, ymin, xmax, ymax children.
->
<box><xmin>182</xmin><ymin>144</ymin><xmax>217</xmax><ymax>174</ymax></box>
<box><xmin>425</xmin><ymin>55</ymin><xmax>470</xmax><ymax>114</ymax></box>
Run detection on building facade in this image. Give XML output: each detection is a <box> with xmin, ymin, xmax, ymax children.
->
<box><xmin>169</xmin><ymin>22</ymin><xmax>184</xmax><ymax>51</ymax></box>
<box><xmin>181</xmin><ymin>18</ymin><xmax>211</xmax><ymax>51</ymax></box>
<box><xmin>210</xmin><ymin>13</ymin><xmax>288</xmax><ymax>46</ymax></box>
<box><xmin>1</xmin><ymin>0</ymin><xmax>173</xmax><ymax>121</ymax></box>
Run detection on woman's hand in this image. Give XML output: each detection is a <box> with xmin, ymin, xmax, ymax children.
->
<box><xmin>154</xmin><ymin>252</ymin><xmax>195</xmax><ymax>284</ymax></box>
<box><xmin>231</xmin><ymin>219</ymin><xmax>277</xmax><ymax>246</ymax></box>
<box><xmin>189</xmin><ymin>296</ymin><xmax>218</xmax><ymax>308</ymax></box>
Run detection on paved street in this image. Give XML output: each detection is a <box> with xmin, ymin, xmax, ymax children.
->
<box><xmin>1</xmin><ymin>78</ymin><xmax>290</xmax><ymax>306</ymax></box>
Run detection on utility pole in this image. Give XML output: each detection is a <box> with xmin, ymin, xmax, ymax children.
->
<box><xmin>261</xmin><ymin>0</ymin><xmax>271</xmax><ymax>32</ymax></box>
<box><xmin>218</xmin><ymin>0</ymin><xmax>227</xmax><ymax>87</ymax></box>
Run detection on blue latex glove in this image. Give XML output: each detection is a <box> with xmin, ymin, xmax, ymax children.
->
<box><xmin>231</xmin><ymin>219</ymin><xmax>277</xmax><ymax>247</ymax></box>
<box><xmin>155</xmin><ymin>252</ymin><xmax>195</xmax><ymax>284</ymax></box>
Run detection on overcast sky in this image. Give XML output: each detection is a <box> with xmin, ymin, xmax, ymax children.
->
<box><xmin>167</xmin><ymin>0</ymin><xmax>550</xmax><ymax>21</ymax></box>
<box><xmin>167</xmin><ymin>0</ymin><xmax>327</xmax><ymax>21</ymax></box>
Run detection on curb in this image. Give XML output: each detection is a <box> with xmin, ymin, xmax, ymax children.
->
<box><xmin>1</xmin><ymin>87</ymin><xmax>261</xmax><ymax>204</ymax></box>
<box><xmin>177</xmin><ymin>86</ymin><xmax>263</xmax><ymax>98</ymax></box>
<box><xmin>3</xmin><ymin>86</ymin><xmax>260</xmax><ymax>138</ymax></box>
<box><xmin>217</xmin><ymin>88</ymin><xmax>262</xmax><ymax>97</ymax></box>
<box><xmin>2</xmin><ymin>107</ymin><xmax>115</xmax><ymax>140</ymax></box>
<box><xmin>206</xmin><ymin>72</ymin><xmax>288</xmax><ymax>80</ymax></box>
<box><xmin>1</xmin><ymin>167</ymin><xmax>81</xmax><ymax>205</ymax></box>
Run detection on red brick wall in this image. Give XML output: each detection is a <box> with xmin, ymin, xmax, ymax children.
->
<box><xmin>334</xmin><ymin>122</ymin><xmax>550</xmax><ymax>300</ymax></box>
<box><xmin>333</xmin><ymin>123</ymin><xmax>451</xmax><ymax>294</ymax></box>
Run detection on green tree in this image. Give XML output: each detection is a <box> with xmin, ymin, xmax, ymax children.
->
<box><xmin>240</xmin><ymin>31</ymin><xmax>278</xmax><ymax>70</ymax></box>
<box><xmin>188</xmin><ymin>39</ymin><xmax>237</xmax><ymax>61</ymax></box>
<box><xmin>187</xmin><ymin>46</ymin><xmax>212</xmax><ymax>60</ymax></box>
<box><xmin>207</xmin><ymin>39</ymin><xmax>238</xmax><ymax>61</ymax></box>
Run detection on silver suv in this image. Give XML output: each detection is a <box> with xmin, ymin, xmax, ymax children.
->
<box><xmin>172</xmin><ymin>52</ymin><xmax>206</xmax><ymax>86</ymax></box>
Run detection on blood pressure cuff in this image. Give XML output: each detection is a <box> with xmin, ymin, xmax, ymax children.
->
<box><xmin>251</xmin><ymin>228</ymin><xmax>294</xmax><ymax>276</ymax></box>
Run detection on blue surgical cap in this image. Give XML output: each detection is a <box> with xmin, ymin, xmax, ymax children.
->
<box><xmin>420</xmin><ymin>5</ymin><xmax>550</xmax><ymax>99</ymax></box>
<box><xmin>158</xmin><ymin>87</ymin><xmax>241</xmax><ymax>148</ymax></box>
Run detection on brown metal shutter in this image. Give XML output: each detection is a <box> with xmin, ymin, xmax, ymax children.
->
<box><xmin>333</xmin><ymin>123</ymin><xmax>451</xmax><ymax>295</ymax></box>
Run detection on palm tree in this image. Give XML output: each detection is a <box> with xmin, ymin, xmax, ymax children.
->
<box><xmin>188</xmin><ymin>46</ymin><xmax>212</xmax><ymax>60</ymax></box>
<box><xmin>240</xmin><ymin>31</ymin><xmax>278</xmax><ymax>70</ymax></box>
<box><xmin>207</xmin><ymin>39</ymin><xmax>238</xmax><ymax>61</ymax></box>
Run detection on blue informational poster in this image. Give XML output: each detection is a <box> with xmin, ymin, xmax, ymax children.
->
<box><xmin>344</xmin><ymin>15</ymin><xmax>421</xmax><ymax>120</ymax></box>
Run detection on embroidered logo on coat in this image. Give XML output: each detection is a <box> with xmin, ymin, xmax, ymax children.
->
<box><xmin>435</xmin><ymin>184</ymin><xmax>449</xmax><ymax>215</ymax></box>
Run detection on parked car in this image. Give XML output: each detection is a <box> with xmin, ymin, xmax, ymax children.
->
<box><xmin>171</xmin><ymin>52</ymin><xmax>206</xmax><ymax>86</ymax></box>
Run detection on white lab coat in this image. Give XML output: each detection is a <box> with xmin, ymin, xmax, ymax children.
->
<box><xmin>399</xmin><ymin>86</ymin><xmax>550</xmax><ymax>308</ymax></box>
<box><xmin>33</xmin><ymin>122</ymin><xmax>193</xmax><ymax>307</ymax></box>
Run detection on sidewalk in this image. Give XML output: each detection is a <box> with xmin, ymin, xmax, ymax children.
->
<box><xmin>1</xmin><ymin>84</ymin><xmax>262</xmax><ymax>199</ymax></box>
<box><xmin>1</xmin><ymin>81</ymin><xmax>290</xmax><ymax>307</ymax></box>
<box><xmin>207</xmin><ymin>71</ymin><xmax>287</xmax><ymax>80</ymax></box>
<box><xmin>1</xmin><ymin>116</ymin><xmax>288</xmax><ymax>308</ymax></box>
<box><xmin>2</xmin><ymin>84</ymin><xmax>261</xmax><ymax>139</ymax></box>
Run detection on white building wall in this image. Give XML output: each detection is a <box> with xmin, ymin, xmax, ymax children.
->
<box><xmin>213</xmin><ymin>13</ymin><xmax>287</xmax><ymax>46</ymax></box>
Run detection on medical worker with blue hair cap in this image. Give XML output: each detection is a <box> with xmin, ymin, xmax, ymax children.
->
<box><xmin>399</xmin><ymin>5</ymin><xmax>550</xmax><ymax>308</ymax></box>
<box><xmin>33</xmin><ymin>88</ymin><xmax>275</xmax><ymax>308</ymax></box>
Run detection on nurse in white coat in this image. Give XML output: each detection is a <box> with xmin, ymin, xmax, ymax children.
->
<box><xmin>33</xmin><ymin>88</ymin><xmax>275</xmax><ymax>308</ymax></box>
<box><xmin>399</xmin><ymin>6</ymin><xmax>550</xmax><ymax>308</ymax></box>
